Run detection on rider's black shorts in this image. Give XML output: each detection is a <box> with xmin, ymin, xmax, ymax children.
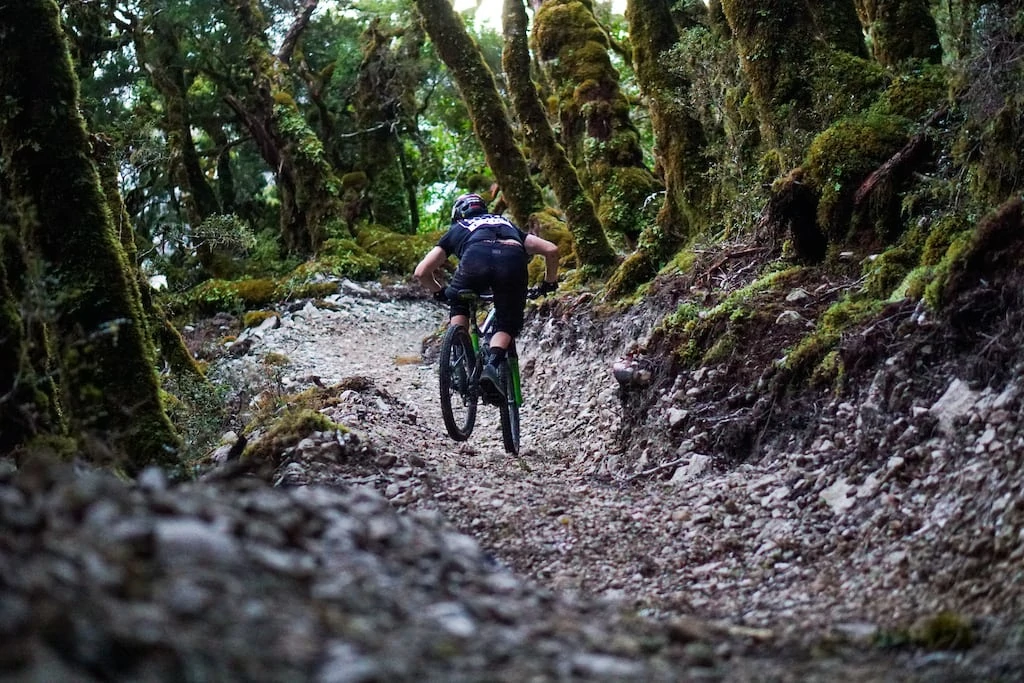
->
<box><xmin>446</xmin><ymin>241</ymin><xmax>528</xmax><ymax>336</ymax></box>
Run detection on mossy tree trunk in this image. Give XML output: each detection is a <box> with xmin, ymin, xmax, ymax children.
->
<box><xmin>355</xmin><ymin>18</ymin><xmax>419</xmax><ymax>233</ymax></box>
<box><xmin>607</xmin><ymin>0</ymin><xmax>711</xmax><ymax>296</ymax></box>
<box><xmin>0</xmin><ymin>0</ymin><xmax>179</xmax><ymax>470</ymax></box>
<box><xmin>225</xmin><ymin>0</ymin><xmax>344</xmax><ymax>254</ymax></box>
<box><xmin>92</xmin><ymin>135</ymin><xmax>206</xmax><ymax>382</ymax></box>
<box><xmin>532</xmin><ymin>0</ymin><xmax>662</xmax><ymax>248</ymax></box>
<box><xmin>129</xmin><ymin>11</ymin><xmax>225</xmax><ymax>274</ymax></box>
<box><xmin>720</xmin><ymin>0</ymin><xmax>827</xmax><ymax>166</ymax></box>
<box><xmin>0</xmin><ymin>182</ymin><xmax>62</xmax><ymax>453</ymax></box>
<box><xmin>415</xmin><ymin>0</ymin><xmax>545</xmax><ymax>229</ymax></box>
<box><xmin>808</xmin><ymin>0</ymin><xmax>868</xmax><ymax>58</ymax></box>
<box><xmin>501</xmin><ymin>0</ymin><xmax>614</xmax><ymax>270</ymax></box>
<box><xmin>854</xmin><ymin>0</ymin><xmax>943</xmax><ymax>66</ymax></box>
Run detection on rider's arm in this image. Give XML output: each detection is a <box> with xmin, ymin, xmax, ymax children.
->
<box><xmin>414</xmin><ymin>246</ymin><xmax>448</xmax><ymax>293</ymax></box>
<box><xmin>524</xmin><ymin>234</ymin><xmax>559</xmax><ymax>284</ymax></box>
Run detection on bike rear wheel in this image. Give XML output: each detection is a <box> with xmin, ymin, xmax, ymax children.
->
<box><xmin>498</xmin><ymin>361</ymin><xmax>520</xmax><ymax>454</ymax></box>
<box><xmin>439</xmin><ymin>324</ymin><xmax>478</xmax><ymax>440</ymax></box>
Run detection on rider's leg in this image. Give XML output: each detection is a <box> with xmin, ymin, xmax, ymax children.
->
<box><xmin>450</xmin><ymin>314</ymin><xmax>470</xmax><ymax>329</ymax></box>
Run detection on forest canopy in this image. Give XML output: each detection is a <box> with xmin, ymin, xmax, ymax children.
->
<box><xmin>1</xmin><ymin>0</ymin><xmax>1022</xmax><ymax>471</ymax></box>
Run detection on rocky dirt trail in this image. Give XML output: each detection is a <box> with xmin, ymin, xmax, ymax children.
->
<box><xmin>5</xmin><ymin>276</ymin><xmax>1024</xmax><ymax>681</ymax></box>
<box><xmin>210</xmin><ymin>279</ymin><xmax>1024</xmax><ymax>680</ymax></box>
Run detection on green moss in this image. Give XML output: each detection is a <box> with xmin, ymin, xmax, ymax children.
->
<box><xmin>782</xmin><ymin>295</ymin><xmax>884</xmax><ymax>385</ymax></box>
<box><xmin>804</xmin><ymin>113</ymin><xmax>911</xmax><ymax>239</ymax></box>
<box><xmin>290</xmin><ymin>238</ymin><xmax>382</xmax><ymax>282</ymax></box>
<box><xmin>908</xmin><ymin>611</ymin><xmax>975</xmax><ymax>650</ymax></box>
<box><xmin>243</xmin><ymin>310</ymin><xmax>278</xmax><ymax>329</ymax></box>
<box><xmin>811</xmin><ymin>51</ymin><xmax>888</xmax><ymax>122</ymax></box>
<box><xmin>261</xmin><ymin>352</ymin><xmax>289</xmax><ymax>366</ymax></box>
<box><xmin>186</xmin><ymin>278</ymin><xmax>278</xmax><ymax>313</ymax></box>
<box><xmin>355</xmin><ymin>224</ymin><xmax>441</xmax><ymax>275</ymax></box>
<box><xmin>656</xmin><ymin>265</ymin><xmax>805</xmax><ymax>366</ymax></box>
<box><xmin>872</xmin><ymin>66</ymin><xmax>949</xmax><ymax>121</ymax></box>
<box><xmin>341</xmin><ymin>171</ymin><xmax>369</xmax><ymax>191</ymax></box>
<box><xmin>288</xmin><ymin>281</ymin><xmax>339</xmax><ymax>300</ymax></box>
<box><xmin>604</xmin><ymin>250</ymin><xmax>657</xmax><ymax>300</ymax></box>
<box><xmin>242</xmin><ymin>407</ymin><xmax>344</xmax><ymax>463</ymax></box>
<box><xmin>862</xmin><ymin>248</ymin><xmax>917</xmax><ymax>299</ymax></box>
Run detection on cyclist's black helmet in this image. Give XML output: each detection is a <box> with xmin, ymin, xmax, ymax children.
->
<box><xmin>451</xmin><ymin>193</ymin><xmax>487</xmax><ymax>220</ymax></box>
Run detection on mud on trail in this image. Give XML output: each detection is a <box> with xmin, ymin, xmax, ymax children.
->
<box><xmin>196</xmin><ymin>255</ymin><xmax>1024</xmax><ymax>680</ymax></box>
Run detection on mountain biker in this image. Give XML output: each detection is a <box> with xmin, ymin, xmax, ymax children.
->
<box><xmin>414</xmin><ymin>192</ymin><xmax>559</xmax><ymax>399</ymax></box>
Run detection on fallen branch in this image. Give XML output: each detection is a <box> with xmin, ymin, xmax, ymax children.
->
<box><xmin>623</xmin><ymin>456</ymin><xmax>689</xmax><ymax>483</ymax></box>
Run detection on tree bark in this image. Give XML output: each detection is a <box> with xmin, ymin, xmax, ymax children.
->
<box><xmin>501</xmin><ymin>0</ymin><xmax>614</xmax><ymax>269</ymax></box>
<box><xmin>720</xmin><ymin>0</ymin><xmax>821</xmax><ymax>163</ymax></box>
<box><xmin>0</xmin><ymin>178</ymin><xmax>62</xmax><ymax>453</ymax></box>
<box><xmin>807</xmin><ymin>0</ymin><xmax>868</xmax><ymax>58</ymax></box>
<box><xmin>92</xmin><ymin>135</ymin><xmax>206</xmax><ymax>382</ymax></box>
<box><xmin>415</xmin><ymin>0</ymin><xmax>545</xmax><ymax>229</ymax></box>
<box><xmin>355</xmin><ymin>18</ymin><xmax>415</xmax><ymax>233</ymax></box>
<box><xmin>532</xmin><ymin>0</ymin><xmax>661</xmax><ymax>247</ymax></box>
<box><xmin>608</xmin><ymin>0</ymin><xmax>710</xmax><ymax>296</ymax></box>
<box><xmin>226</xmin><ymin>0</ymin><xmax>343</xmax><ymax>254</ymax></box>
<box><xmin>131</xmin><ymin>11</ymin><xmax>226</xmax><ymax>274</ymax></box>
<box><xmin>854</xmin><ymin>0</ymin><xmax>942</xmax><ymax>66</ymax></box>
<box><xmin>0</xmin><ymin>0</ymin><xmax>179</xmax><ymax>469</ymax></box>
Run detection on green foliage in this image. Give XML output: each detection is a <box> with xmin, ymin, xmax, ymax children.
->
<box><xmin>244</xmin><ymin>229</ymin><xmax>302</xmax><ymax>278</ymax></box>
<box><xmin>194</xmin><ymin>214</ymin><xmax>257</xmax><ymax>253</ymax></box>
<box><xmin>162</xmin><ymin>371</ymin><xmax>230</xmax><ymax>472</ymax></box>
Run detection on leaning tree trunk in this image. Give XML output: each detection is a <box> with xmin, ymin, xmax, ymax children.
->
<box><xmin>854</xmin><ymin>0</ymin><xmax>942</xmax><ymax>66</ymax></box>
<box><xmin>606</xmin><ymin>0</ymin><xmax>713</xmax><ymax>297</ymax></box>
<box><xmin>501</xmin><ymin>0</ymin><xmax>615</xmax><ymax>270</ymax></box>
<box><xmin>415</xmin><ymin>0</ymin><xmax>545</xmax><ymax>229</ymax></box>
<box><xmin>0</xmin><ymin>0</ymin><xmax>179</xmax><ymax>470</ymax></box>
<box><xmin>92</xmin><ymin>135</ymin><xmax>206</xmax><ymax>382</ymax></box>
<box><xmin>532</xmin><ymin>0</ymin><xmax>662</xmax><ymax>248</ymax></box>
<box><xmin>226</xmin><ymin>0</ymin><xmax>343</xmax><ymax>254</ymax></box>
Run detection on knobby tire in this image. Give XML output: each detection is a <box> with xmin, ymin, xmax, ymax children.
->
<box><xmin>439</xmin><ymin>325</ymin><xmax>477</xmax><ymax>441</ymax></box>
<box><xmin>498</xmin><ymin>361</ymin><xmax>520</xmax><ymax>454</ymax></box>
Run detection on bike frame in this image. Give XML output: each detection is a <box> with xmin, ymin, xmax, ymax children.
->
<box><xmin>468</xmin><ymin>299</ymin><xmax>523</xmax><ymax>407</ymax></box>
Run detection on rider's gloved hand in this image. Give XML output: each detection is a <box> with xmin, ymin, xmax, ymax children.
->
<box><xmin>432</xmin><ymin>289</ymin><xmax>448</xmax><ymax>303</ymax></box>
<box><xmin>528</xmin><ymin>280</ymin><xmax>558</xmax><ymax>298</ymax></box>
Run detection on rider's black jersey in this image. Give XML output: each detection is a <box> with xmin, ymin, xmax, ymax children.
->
<box><xmin>437</xmin><ymin>214</ymin><xmax>527</xmax><ymax>259</ymax></box>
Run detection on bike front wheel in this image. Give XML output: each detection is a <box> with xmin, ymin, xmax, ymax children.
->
<box><xmin>498</xmin><ymin>362</ymin><xmax>520</xmax><ymax>454</ymax></box>
<box><xmin>439</xmin><ymin>325</ymin><xmax>478</xmax><ymax>441</ymax></box>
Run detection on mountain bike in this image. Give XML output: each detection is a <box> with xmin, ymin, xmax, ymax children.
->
<box><xmin>437</xmin><ymin>290</ymin><xmax>523</xmax><ymax>454</ymax></box>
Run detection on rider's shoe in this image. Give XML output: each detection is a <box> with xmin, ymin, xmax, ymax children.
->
<box><xmin>480</xmin><ymin>363</ymin><xmax>505</xmax><ymax>404</ymax></box>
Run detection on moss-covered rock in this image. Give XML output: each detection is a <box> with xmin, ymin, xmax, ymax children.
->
<box><xmin>186</xmin><ymin>278</ymin><xmax>278</xmax><ymax>314</ymax></box>
<box><xmin>242</xmin><ymin>407</ymin><xmax>344</xmax><ymax>464</ymax></box>
<box><xmin>242</xmin><ymin>310</ymin><xmax>279</xmax><ymax>329</ymax></box>
<box><xmin>355</xmin><ymin>224</ymin><xmax>441</xmax><ymax>275</ymax></box>
<box><xmin>804</xmin><ymin>113</ymin><xmax>911</xmax><ymax>243</ymax></box>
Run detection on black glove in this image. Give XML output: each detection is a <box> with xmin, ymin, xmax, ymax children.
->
<box><xmin>432</xmin><ymin>289</ymin><xmax>448</xmax><ymax>303</ymax></box>
<box><xmin>528</xmin><ymin>280</ymin><xmax>557</xmax><ymax>298</ymax></box>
